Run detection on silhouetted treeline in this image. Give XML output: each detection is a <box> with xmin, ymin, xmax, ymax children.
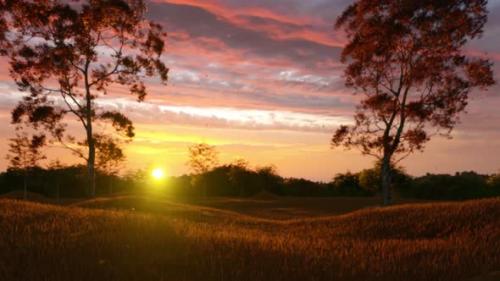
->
<box><xmin>401</xmin><ymin>172</ymin><xmax>500</xmax><ymax>200</ymax></box>
<box><xmin>162</xmin><ymin>165</ymin><xmax>364</xmax><ymax>197</ymax></box>
<box><xmin>1</xmin><ymin>165</ymin><xmax>499</xmax><ymax>200</ymax></box>
<box><xmin>0</xmin><ymin>166</ymin><xmax>139</xmax><ymax>198</ymax></box>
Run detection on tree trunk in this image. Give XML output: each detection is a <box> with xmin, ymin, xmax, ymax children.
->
<box><xmin>86</xmin><ymin>120</ymin><xmax>95</xmax><ymax>197</ymax></box>
<box><xmin>203</xmin><ymin>179</ymin><xmax>207</xmax><ymax>197</ymax></box>
<box><xmin>109</xmin><ymin>177</ymin><xmax>113</xmax><ymax>195</ymax></box>
<box><xmin>87</xmin><ymin>130</ymin><xmax>95</xmax><ymax>197</ymax></box>
<box><xmin>381</xmin><ymin>155</ymin><xmax>392</xmax><ymax>206</ymax></box>
<box><xmin>56</xmin><ymin>181</ymin><xmax>60</xmax><ymax>203</ymax></box>
<box><xmin>23</xmin><ymin>172</ymin><xmax>27</xmax><ymax>200</ymax></box>
<box><xmin>85</xmin><ymin>70</ymin><xmax>96</xmax><ymax>197</ymax></box>
<box><xmin>84</xmin><ymin>61</ymin><xmax>96</xmax><ymax>198</ymax></box>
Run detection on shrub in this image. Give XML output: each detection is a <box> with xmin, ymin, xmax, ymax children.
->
<box><xmin>329</xmin><ymin>172</ymin><xmax>371</xmax><ymax>196</ymax></box>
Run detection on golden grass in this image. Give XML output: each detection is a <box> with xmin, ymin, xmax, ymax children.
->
<box><xmin>73</xmin><ymin>194</ymin><xmax>426</xmax><ymax>220</ymax></box>
<box><xmin>0</xmin><ymin>197</ymin><xmax>499</xmax><ymax>281</ymax></box>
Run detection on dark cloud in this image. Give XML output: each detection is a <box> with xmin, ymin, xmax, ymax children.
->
<box><xmin>216</xmin><ymin>0</ymin><xmax>351</xmax><ymax>23</ymax></box>
<box><xmin>147</xmin><ymin>1</ymin><xmax>342</xmax><ymax>69</ymax></box>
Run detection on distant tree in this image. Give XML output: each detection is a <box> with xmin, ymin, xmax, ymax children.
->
<box><xmin>187</xmin><ymin>143</ymin><xmax>219</xmax><ymax>175</ymax></box>
<box><xmin>283</xmin><ymin>178</ymin><xmax>327</xmax><ymax>197</ymax></box>
<box><xmin>124</xmin><ymin>169</ymin><xmax>147</xmax><ymax>190</ymax></box>
<box><xmin>256</xmin><ymin>165</ymin><xmax>283</xmax><ymax>195</ymax></box>
<box><xmin>94</xmin><ymin>135</ymin><xmax>126</xmax><ymax>195</ymax></box>
<box><xmin>232</xmin><ymin>158</ymin><xmax>250</xmax><ymax>169</ymax></box>
<box><xmin>187</xmin><ymin>143</ymin><xmax>219</xmax><ymax>196</ymax></box>
<box><xmin>330</xmin><ymin>172</ymin><xmax>367</xmax><ymax>196</ymax></box>
<box><xmin>256</xmin><ymin>165</ymin><xmax>278</xmax><ymax>176</ymax></box>
<box><xmin>48</xmin><ymin>160</ymin><xmax>65</xmax><ymax>201</ymax></box>
<box><xmin>332</xmin><ymin>0</ymin><xmax>495</xmax><ymax>205</ymax></box>
<box><xmin>228</xmin><ymin>159</ymin><xmax>250</xmax><ymax>196</ymax></box>
<box><xmin>6</xmin><ymin>127</ymin><xmax>46</xmax><ymax>199</ymax></box>
<box><xmin>1</xmin><ymin>0</ymin><xmax>169</xmax><ymax>197</ymax></box>
<box><xmin>358</xmin><ymin>169</ymin><xmax>380</xmax><ymax>194</ymax></box>
<box><xmin>358</xmin><ymin>161</ymin><xmax>411</xmax><ymax>196</ymax></box>
<box><xmin>95</xmin><ymin>135</ymin><xmax>126</xmax><ymax>174</ymax></box>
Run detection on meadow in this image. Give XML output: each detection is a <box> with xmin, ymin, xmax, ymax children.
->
<box><xmin>1</xmin><ymin>195</ymin><xmax>499</xmax><ymax>281</ymax></box>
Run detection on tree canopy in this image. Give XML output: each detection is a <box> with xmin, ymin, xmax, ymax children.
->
<box><xmin>0</xmin><ymin>0</ymin><xmax>169</xmax><ymax>196</ymax></box>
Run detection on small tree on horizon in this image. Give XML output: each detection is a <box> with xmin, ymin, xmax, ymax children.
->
<box><xmin>94</xmin><ymin>134</ymin><xmax>127</xmax><ymax>195</ymax></box>
<box><xmin>255</xmin><ymin>165</ymin><xmax>282</xmax><ymax>195</ymax></box>
<box><xmin>6</xmin><ymin>127</ymin><xmax>47</xmax><ymax>199</ymax></box>
<box><xmin>1</xmin><ymin>0</ymin><xmax>169</xmax><ymax>197</ymax></box>
<box><xmin>187</xmin><ymin>143</ymin><xmax>220</xmax><ymax>175</ymax></box>
<box><xmin>229</xmin><ymin>158</ymin><xmax>251</xmax><ymax>196</ymax></box>
<box><xmin>358</xmin><ymin>160</ymin><xmax>410</xmax><ymax>196</ymax></box>
<box><xmin>187</xmin><ymin>143</ymin><xmax>219</xmax><ymax>196</ymax></box>
<box><xmin>95</xmin><ymin>136</ymin><xmax>126</xmax><ymax>173</ymax></box>
<box><xmin>332</xmin><ymin>0</ymin><xmax>495</xmax><ymax>205</ymax></box>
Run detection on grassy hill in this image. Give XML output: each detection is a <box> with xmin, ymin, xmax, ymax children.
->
<box><xmin>71</xmin><ymin>193</ymin><xmax>427</xmax><ymax>219</ymax></box>
<box><xmin>0</xmin><ymin>196</ymin><xmax>499</xmax><ymax>281</ymax></box>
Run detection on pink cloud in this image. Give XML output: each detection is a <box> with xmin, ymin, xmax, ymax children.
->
<box><xmin>152</xmin><ymin>0</ymin><xmax>344</xmax><ymax>48</ymax></box>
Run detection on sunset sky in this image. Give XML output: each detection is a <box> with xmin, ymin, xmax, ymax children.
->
<box><xmin>0</xmin><ymin>0</ymin><xmax>499</xmax><ymax>180</ymax></box>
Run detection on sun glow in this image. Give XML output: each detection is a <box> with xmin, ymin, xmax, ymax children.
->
<box><xmin>151</xmin><ymin>168</ymin><xmax>166</xmax><ymax>180</ymax></box>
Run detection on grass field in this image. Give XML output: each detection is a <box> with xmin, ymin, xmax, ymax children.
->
<box><xmin>0</xmin><ymin>195</ymin><xmax>499</xmax><ymax>281</ymax></box>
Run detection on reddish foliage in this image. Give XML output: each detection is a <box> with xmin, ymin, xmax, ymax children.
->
<box><xmin>331</xmin><ymin>0</ymin><xmax>495</xmax><ymax>204</ymax></box>
<box><xmin>332</xmin><ymin>0</ymin><xmax>495</xmax><ymax>160</ymax></box>
<box><xmin>0</xmin><ymin>0</ymin><xmax>169</xmax><ymax>195</ymax></box>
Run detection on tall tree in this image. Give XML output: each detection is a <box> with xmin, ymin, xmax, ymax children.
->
<box><xmin>332</xmin><ymin>0</ymin><xmax>495</xmax><ymax>205</ymax></box>
<box><xmin>6</xmin><ymin>127</ymin><xmax>46</xmax><ymax>199</ymax></box>
<box><xmin>1</xmin><ymin>0</ymin><xmax>169</xmax><ymax>196</ymax></box>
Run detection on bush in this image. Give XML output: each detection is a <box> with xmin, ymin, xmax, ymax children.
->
<box><xmin>487</xmin><ymin>173</ymin><xmax>500</xmax><ymax>189</ymax></box>
<box><xmin>282</xmin><ymin>178</ymin><xmax>329</xmax><ymax>197</ymax></box>
<box><xmin>329</xmin><ymin>172</ymin><xmax>371</xmax><ymax>196</ymax></box>
<box><xmin>358</xmin><ymin>168</ymin><xmax>380</xmax><ymax>194</ymax></box>
<box><xmin>357</xmin><ymin>162</ymin><xmax>412</xmax><ymax>195</ymax></box>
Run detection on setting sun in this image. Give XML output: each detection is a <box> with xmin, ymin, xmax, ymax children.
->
<box><xmin>0</xmin><ymin>1</ymin><xmax>499</xmax><ymax>281</ymax></box>
<box><xmin>151</xmin><ymin>168</ymin><xmax>166</xmax><ymax>180</ymax></box>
